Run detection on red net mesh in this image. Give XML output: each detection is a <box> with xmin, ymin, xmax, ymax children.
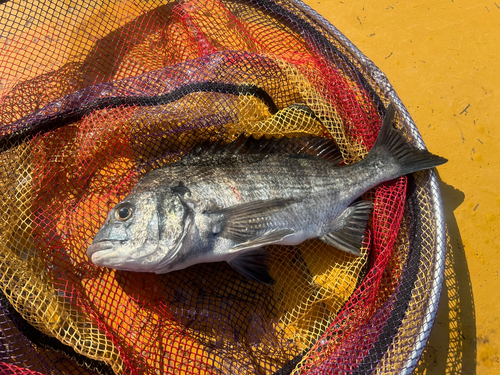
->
<box><xmin>0</xmin><ymin>0</ymin><xmax>445</xmax><ymax>374</ymax></box>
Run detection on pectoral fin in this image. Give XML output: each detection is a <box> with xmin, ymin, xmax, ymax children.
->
<box><xmin>229</xmin><ymin>228</ymin><xmax>294</xmax><ymax>252</ymax></box>
<box><xmin>320</xmin><ymin>200</ymin><xmax>373</xmax><ymax>256</ymax></box>
<box><xmin>207</xmin><ymin>198</ymin><xmax>299</xmax><ymax>241</ymax></box>
<box><xmin>228</xmin><ymin>249</ymin><xmax>275</xmax><ymax>285</ymax></box>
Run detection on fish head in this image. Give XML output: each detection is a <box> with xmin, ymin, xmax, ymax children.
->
<box><xmin>87</xmin><ymin>189</ymin><xmax>192</xmax><ymax>273</ymax></box>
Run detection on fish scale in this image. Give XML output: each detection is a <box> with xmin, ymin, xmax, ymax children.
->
<box><xmin>87</xmin><ymin>104</ymin><xmax>446</xmax><ymax>284</ymax></box>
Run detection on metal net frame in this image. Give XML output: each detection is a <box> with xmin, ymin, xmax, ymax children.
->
<box><xmin>0</xmin><ymin>0</ymin><xmax>445</xmax><ymax>374</ymax></box>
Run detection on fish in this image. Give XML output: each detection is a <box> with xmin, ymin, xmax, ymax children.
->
<box><xmin>87</xmin><ymin>104</ymin><xmax>446</xmax><ymax>284</ymax></box>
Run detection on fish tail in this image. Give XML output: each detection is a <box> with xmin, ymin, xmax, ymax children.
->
<box><xmin>368</xmin><ymin>104</ymin><xmax>447</xmax><ymax>176</ymax></box>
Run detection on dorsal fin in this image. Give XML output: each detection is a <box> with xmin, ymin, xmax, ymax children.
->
<box><xmin>184</xmin><ymin>133</ymin><xmax>343</xmax><ymax>164</ymax></box>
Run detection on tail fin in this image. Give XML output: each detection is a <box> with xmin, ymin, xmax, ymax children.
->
<box><xmin>369</xmin><ymin>104</ymin><xmax>447</xmax><ymax>176</ymax></box>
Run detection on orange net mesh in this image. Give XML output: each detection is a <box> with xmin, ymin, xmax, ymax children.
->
<box><xmin>0</xmin><ymin>0</ymin><xmax>445</xmax><ymax>374</ymax></box>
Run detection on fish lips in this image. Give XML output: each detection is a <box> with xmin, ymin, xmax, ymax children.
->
<box><xmin>87</xmin><ymin>240</ymin><xmax>120</xmax><ymax>265</ymax></box>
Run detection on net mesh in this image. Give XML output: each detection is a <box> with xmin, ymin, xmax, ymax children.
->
<box><xmin>0</xmin><ymin>0</ymin><xmax>445</xmax><ymax>374</ymax></box>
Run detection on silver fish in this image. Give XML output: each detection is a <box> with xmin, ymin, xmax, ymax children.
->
<box><xmin>87</xmin><ymin>104</ymin><xmax>446</xmax><ymax>284</ymax></box>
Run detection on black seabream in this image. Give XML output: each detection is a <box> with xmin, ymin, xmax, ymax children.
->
<box><xmin>87</xmin><ymin>104</ymin><xmax>446</xmax><ymax>284</ymax></box>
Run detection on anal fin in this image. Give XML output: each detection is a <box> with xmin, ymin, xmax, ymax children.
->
<box><xmin>228</xmin><ymin>248</ymin><xmax>275</xmax><ymax>285</ymax></box>
<box><xmin>320</xmin><ymin>200</ymin><xmax>373</xmax><ymax>256</ymax></box>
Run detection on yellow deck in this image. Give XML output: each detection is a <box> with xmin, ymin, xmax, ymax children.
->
<box><xmin>303</xmin><ymin>0</ymin><xmax>500</xmax><ymax>373</ymax></box>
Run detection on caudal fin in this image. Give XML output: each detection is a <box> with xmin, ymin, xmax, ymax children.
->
<box><xmin>369</xmin><ymin>104</ymin><xmax>447</xmax><ymax>176</ymax></box>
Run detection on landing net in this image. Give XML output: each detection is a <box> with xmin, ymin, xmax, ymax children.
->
<box><xmin>0</xmin><ymin>1</ymin><xmax>446</xmax><ymax>374</ymax></box>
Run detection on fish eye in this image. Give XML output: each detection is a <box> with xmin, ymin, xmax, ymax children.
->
<box><xmin>115</xmin><ymin>206</ymin><xmax>133</xmax><ymax>221</ymax></box>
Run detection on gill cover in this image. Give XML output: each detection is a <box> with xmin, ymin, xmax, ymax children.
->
<box><xmin>88</xmin><ymin>190</ymin><xmax>192</xmax><ymax>273</ymax></box>
<box><xmin>155</xmin><ymin>190</ymin><xmax>194</xmax><ymax>271</ymax></box>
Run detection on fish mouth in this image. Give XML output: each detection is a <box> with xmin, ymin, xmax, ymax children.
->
<box><xmin>87</xmin><ymin>240</ymin><xmax>117</xmax><ymax>261</ymax></box>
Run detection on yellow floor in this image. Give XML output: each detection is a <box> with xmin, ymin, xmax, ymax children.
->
<box><xmin>303</xmin><ymin>0</ymin><xmax>500</xmax><ymax>373</ymax></box>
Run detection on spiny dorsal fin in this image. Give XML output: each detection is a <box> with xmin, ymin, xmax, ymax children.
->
<box><xmin>183</xmin><ymin>103</ymin><xmax>343</xmax><ymax>164</ymax></box>
<box><xmin>186</xmin><ymin>134</ymin><xmax>343</xmax><ymax>164</ymax></box>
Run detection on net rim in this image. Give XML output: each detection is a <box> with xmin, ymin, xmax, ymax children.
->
<box><xmin>289</xmin><ymin>0</ymin><xmax>446</xmax><ymax>372</ymax></box>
